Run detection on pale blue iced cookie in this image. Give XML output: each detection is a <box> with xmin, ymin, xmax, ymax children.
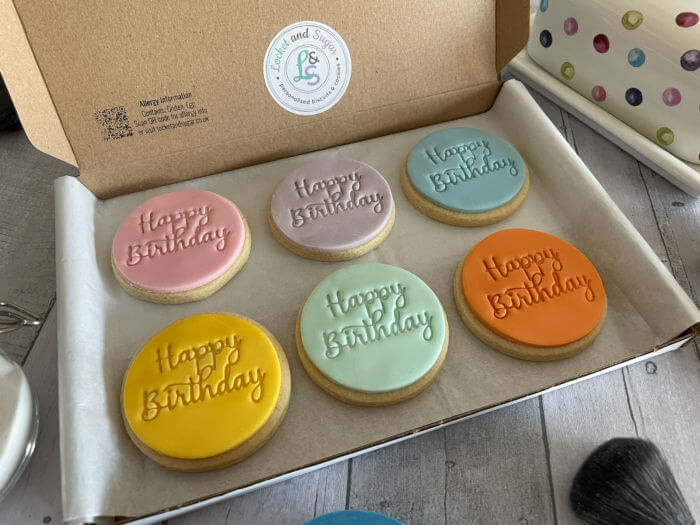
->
<box><xmin>401</xmin><ymin>128</ymin><xmax>529</xmax><ymax>226</ymax></box>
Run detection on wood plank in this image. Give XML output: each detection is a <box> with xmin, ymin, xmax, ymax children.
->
<box><xmin>348</xmin><ymin>428</ymin><xmax>446</xmax><ymax>523</ymax></box>
<box><xmin>444</xmin><ymin>400</ymin><xmax>554</xmax><ymax>524</ymax></box>
<box><xmin>0</xmin><ymin>129</ymin><xmax>74</xmax><ymax>363</ymax></box>
<box><xmin>638</xmin><ymin>165</ymin><xmax>698</xmax><ymax>303</ymax></box>
<box><xmin>168</xmin><ymin>462</ymin><xmax>348</xmax><ymax>524</ymax></box>
<box><xmin>624</xmin><ymin>350</ymin><xmax>700</xmax><ymax>518</ymax></box>
<box><xmin>347</xmin><ymin>402</ymin><xmax>554</xmax><ymax>524</ymax></box>
<box><xmin>541</xmin><ymin>372</ymin><xmax>638</xmax><ymax>524</ymax></box>
<box><xmin>0</xmin><ymin>307</ymin><xmax>62</xmax><ymax>524</ymax></box>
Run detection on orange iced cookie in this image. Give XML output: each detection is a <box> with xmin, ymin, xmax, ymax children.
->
<box><xmin>454</xmin><ymin>229</ymin><xmax>607</xmax><ymax>361</ymax></box>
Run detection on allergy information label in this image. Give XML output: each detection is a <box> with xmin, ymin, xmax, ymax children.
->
<box><xmin>93</xmin><ymin>91</ymin><xmax>210</xmax><ymax>142</ymax></box>
<box><xmin>263</xmin><ymin>21</ymin><xmax>351</xmax><ymax>116</ymax></box>
<box><xmin>133</xmin><ymin>92</ymin><xmax>209</xmax><ymax>136</ymax></box>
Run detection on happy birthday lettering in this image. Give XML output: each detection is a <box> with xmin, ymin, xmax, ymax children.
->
<box><xmin>126</xmin><ymin>205</ymin><xmax>231</xmax><ymax>266</ymax></box>
<box><xmin>290</xmin><ymin>172</ymin><xmax>385</xmax><ymax>227</ymax></box>
<box><xmin>322</xmin><ymin>283</ymin><xmax>434</xmax><ymax>358</ymax></box>
<box><xmin>482</xmin><ymin>248</ymin><xmax>596</xmax><ymax>319</ymax></box>
<box><xmin>424</xmin><ymin>139</ymin><xmax>519</xmax><ymax>192</ymax></box>
<box><xmin>140</xmin><ymin>334</ymin><xmax>266</xmax><ymax>421</ymax></box>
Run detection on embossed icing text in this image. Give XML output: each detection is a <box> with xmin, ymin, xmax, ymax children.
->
<box><xmin>482</xmin><ymin>248</ymin><xmax>596</xmax><ymax>319</ymax></box>
<box><xmin>424</xmin><ymin>139</ymin><xmax>519</xmax><ymax>192</ymax></box>
<box><xmin>322</xmin><ymin>283</ymin><xmax>434</xmax><ymax>358</ymax></box>
<box><xmin>290</xmin><ymin>172</ymin><xmax>384</xmax><ymax>227</ymax></box>
<box><xmin>140</xmin><ymin>334</ymin><xmax>266</xmax><ymax>421</ymax></box>
<box><xmin>127</xmin><ymin>205</ymin><xmax>231</xmax><ymax>265</ymax></box>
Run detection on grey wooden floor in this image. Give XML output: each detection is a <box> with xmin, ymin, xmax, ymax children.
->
<box><xmin>0</xmin><ymin>88</ymin><xmax>698</xmax><ymax>525</ymax></box>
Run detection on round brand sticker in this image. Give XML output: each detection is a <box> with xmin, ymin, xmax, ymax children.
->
<box><xmin>263</xmin><ymin>21</ymin><xmax>351</xmax><ymax>115</ymax></box>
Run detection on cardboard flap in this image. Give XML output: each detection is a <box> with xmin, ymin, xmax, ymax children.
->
<box><xmin>496</xmin><ymin>0</ymin><xmax>530</xmax><ymax>71</ymax></box>
<box><xmin>2</xmin><ymin>0</ymin><xmax>529</xmax><ymax>198</ymax></box>
<box><xmin>0</xmin><ymin>0</ymin><xmax>76</xmax><ymax>165</ymax></box>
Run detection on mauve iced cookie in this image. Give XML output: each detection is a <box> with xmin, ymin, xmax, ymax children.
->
<box><xmin>111</xmin><ymin>189</ymin><xmax>250</xmax><ymax>304</ymax></box>
<box><xmin>269</xmin><ymin>158</ymin><xmax>395</xmax><ymax>261</ymax></box>
<box><xmin>402</xmin><ymin>128</ymin><xmax>529</xmax><ymax>226</ymax></box>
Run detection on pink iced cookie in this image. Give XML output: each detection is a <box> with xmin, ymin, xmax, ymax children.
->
<box><xmin>268</xmin><ymin>159</ymin><xmax>395</xmax><ymax>261</ymax></box>
<box><xmin>111</xmin><ymin>189</ymin><xmax>250</xmax><ymax>304</ymax></box>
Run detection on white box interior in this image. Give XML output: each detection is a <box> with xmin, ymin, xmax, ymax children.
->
<box><xmin>54</xmin><ymin>80</ymin><xmax>699</xmax><ymax>524</ymax></box>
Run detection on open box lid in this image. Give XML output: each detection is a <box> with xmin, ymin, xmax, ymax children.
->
<box><xmin>0</xmin><ymin>0</ymin><xmax>528</xmax><ymax>199</ymax></box>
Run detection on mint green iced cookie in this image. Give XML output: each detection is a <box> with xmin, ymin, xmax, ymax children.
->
<box><xmin>297</xmin><ymin>263</ymin><xmax>448</xmax><ymax>406</ymax></box>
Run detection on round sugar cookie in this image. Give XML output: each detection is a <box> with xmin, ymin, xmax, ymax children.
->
<box><xmin>402</xmin><ymin>128</ymin><xmax>529</xmax><ymax>226</ymax></box>
<box><xmin>121</xmin><ymin>312</ymin><xmax>290</xmax><ymax>472</ymax></box>
<box><xmin>454</xmin><ymin>229</ymin><xmax>607</xmax><ymax>361</ymax></box>
<box><xmin>112</xmin><ymin>189</ymin><xmax>250</xmax><ymax>304</ymax></box>
<box><xmin>269</xmin><ymin>158</ymin><xmax>394</xmax><ymax>261</ymax></box>
<box><xmin>297</xmin><ymin>263</ymin><xmax>448</xmax><ymax>406</ymax></box>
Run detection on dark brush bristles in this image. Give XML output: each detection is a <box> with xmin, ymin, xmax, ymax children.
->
<box><xmin>570</xmin><ymin>438</ymin><xmax>695</xmax><ymax>525</ymax></box>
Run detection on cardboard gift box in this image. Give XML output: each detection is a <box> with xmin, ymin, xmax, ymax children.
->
<box><xmin>2</xmin><ymin>1</ymin><xmax>698</xmax><ymax>523</ymax></box>
<box><xmin>1</xmin><ymin>0</ymin><xmax>527</xmax><ymax>197</ymax></box>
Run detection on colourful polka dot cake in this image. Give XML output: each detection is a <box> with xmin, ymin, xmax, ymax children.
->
<box><xmin>529</xmin><ymin>0</ymin><xmax>700</xmax><ymax>164</ymax></box>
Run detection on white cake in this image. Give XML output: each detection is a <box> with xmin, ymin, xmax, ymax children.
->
<box><xmin>528</xmin><ymin>0</ymin><xmax>699</xmax><ymax>164</ymax></box>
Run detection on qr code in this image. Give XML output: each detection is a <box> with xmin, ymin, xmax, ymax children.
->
<box><xmin>94</xmin><ymin>106</ymin><xmax>133</xmax><ymax>141</ymax></box>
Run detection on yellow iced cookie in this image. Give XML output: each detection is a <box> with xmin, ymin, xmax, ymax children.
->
<box><xmin>121</xmin><ymin>312</ymin><xmax>290</xmax><ymax>472</ymax></box>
